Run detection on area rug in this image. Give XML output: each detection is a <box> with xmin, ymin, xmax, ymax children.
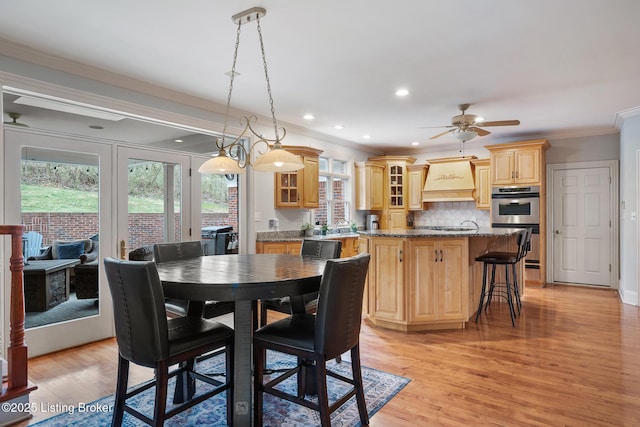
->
<box><xmin>32</xmin><ymin>350</ymin><xmax>410</xmax><ymax>426</ymax></box>
<box><xmin>25</xmin><ymin>293</ymin><xmax>98</xmax><ymax>329</ymax></box>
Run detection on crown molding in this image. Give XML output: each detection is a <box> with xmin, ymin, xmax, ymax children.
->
<box><xmin>614</xmin><ymin>106</ymin><xmax>640</xmax><ymax>129</ymax></box>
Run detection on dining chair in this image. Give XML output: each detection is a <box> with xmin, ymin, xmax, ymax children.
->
<box><xmin>253</xmin><ymin>253</ymin><xmax>371</xmax><ymax>427</ymax></box>
<box><xmin>153</xmin><ymin>241</ymin><xmax>235</xmax><ymax>319</ymax></box>
<box><xmin>103</xmin><ymin>257</ymin><xmax>234</xmax><ymax>426</ymax></box>
<box><xmin>259</xmin><ymin>239</ymin><xmax>342</xmax><ymax>327</ymax></box>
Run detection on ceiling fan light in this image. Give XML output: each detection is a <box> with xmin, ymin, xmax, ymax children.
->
<box><xmin>454</xmin><ymin>130</ymin><xmax>478</xmax><ymax>142</ymax></box>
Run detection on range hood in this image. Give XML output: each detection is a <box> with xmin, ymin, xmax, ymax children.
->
<box><xmin>422</xmin><ymin>156</ymin><xmax>477</xmax><ymax>202</ymax></box>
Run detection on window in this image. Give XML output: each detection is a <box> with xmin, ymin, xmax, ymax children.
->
<box><xmin>315</xmin><ymin>157</ymin><xmax>351</xmax><ymax>226</ymax></box>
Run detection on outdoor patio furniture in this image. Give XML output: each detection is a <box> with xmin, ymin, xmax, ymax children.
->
<box><xmin>24</xmin><ymin>259</ymin><xmax>81</xmax><ymax>311</ymax></box>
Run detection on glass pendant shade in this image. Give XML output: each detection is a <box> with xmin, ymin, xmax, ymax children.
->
<box><xmin>198</xmin><ymin>149</ymin><xmax>245</xmax><ymax>174</ymax></box>
<box><xmin>454</xmin><ymin>130</ymin><xmax>478</xmax><ymax>141</ymax></box>
<box><xmin>252</xmin><ymin>145</ymin><xmax>304</xmax><ymax>172</ymax></box>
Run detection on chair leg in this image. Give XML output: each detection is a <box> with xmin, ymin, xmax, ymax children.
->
<box><xmin>486</xmin><ymin>264</ymin><xmax>497</xmax><ymax>310</ymax></box>
<box><xmin>504</xmin><ymin>265</ymin><xmax>516</xmax><ymax>327</ymax></box>
<box><xmin>351</xmin><ymin>345</ymin><xmax>369</xmax><ymax>426</ymax></box>
<box><xmin>253</xmin><ymin>341</ymin><xmax>265</xmax><ymax>426</ymax></box>
<box><xmin>315</xmin><ymin>356</ymin><xmax>332</xmax><ymax>427</ymax></box>
<box><xmin>153</xmin><ymin>361</ymin><xmax>169</xmax><ymax>426</ymax></box>
<box><xmin>111</xmin><ymin>355</ymin><xmax>129</xmax><ymax>427</ymax></box>
<box><xmin>512</xmin><ymin>262</ymin><xmax>522</xmax><ymax>314</ymax></box>
<box><xmin>475</xmin><ymin>262</ymin><xmax>488</xmax><ymax>322</ymax></box>
<box><xmin>225</xmin><ymin>339</ymin><xmax>234</xmax><ymax>427</ymax></box>
<box><xmin>259</xmin><ymin>301</ymin><xmax>268</xmax><ymax>328</ymax></box>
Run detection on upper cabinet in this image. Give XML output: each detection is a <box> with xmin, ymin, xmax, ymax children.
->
<box><xmin>355</xmin><ymin>162</ymin><xmax>385</xmax><ymax>210</ymax></box>
<box><xmin>471</xmin><ymin>158</ymin><xmax>490</xmax><ymax>210</ymax></box>
<box><xmin>407</xmin><ymin>164</ymin><xmax>428</xmax><ymax>210</ymax></box>
<box><xmin>486</xmin><ymin>139</ymin><xmax>550</xmax><ymax>186</ymax></box>
<box><xmin>366</xmin><ymin>155</ymin><xmax>416</xmax><ymax>230</ymax></box>
<box><xmin>274</xmin><ymin>146</ymin><xmax>323</xmax><ymax>208</ymax></box>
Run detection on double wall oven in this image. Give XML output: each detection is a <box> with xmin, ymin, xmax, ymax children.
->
<box><xmin>491</xmin><ymin>186</ymin><xmax>540</xmax><ymax>272</ymax></box>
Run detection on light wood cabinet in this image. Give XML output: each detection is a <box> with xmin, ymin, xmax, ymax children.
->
<box><xmin>369</xmin><ymin>237</ymin><xmax>405</xmax><ymax>323</ymax></box>
<box><xmin>358</xmin><ymin>237</ymin><xmax>370</xmax><ymax>315</ymax></box>
<box><xmin>487</xmin><ymin>140</ymin><xmax>549</xmax><ymax>186</ymax></box>
<box><xmin>339</xmin><ymin>236</ymin><xmax>359</xmax><ymax>258</ymax></box>
<box><xmin>472</xmin><ymin>159</ymin><xmax>491</xmax><ymax>210</ymax></box>
<box><xmin>354</xmin><ymin>162</ymin><xmax>384</xmax><ymax>210</ymax></box>
<box><xmin>407</xmin><ymin>238</ymin><xmax>467</xmax><ymax>323</ymax></box>
<box><xmin>274</xmin><ymin>146</ymin><xmax>323</xmax><ymax>208</ymax></box>
<box><xmin>407</xmin><ymin>164</ymin><xmax>427</xmax><ymax>210</ymax></box>
<box><xmin>256</xmin><ymin>240</ymin><xmax>302</xmax><ymax>255</ymax></box>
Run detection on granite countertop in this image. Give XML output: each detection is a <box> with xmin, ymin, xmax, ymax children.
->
<box><xmin>256</xmin><ymin>230</ymin><xmax>360</xmax><ymax>242</ymax></box>
<box><xmin>359</xmin><ymin>226</ymin><xmax>521</xmax><ymax>238</ymax></box>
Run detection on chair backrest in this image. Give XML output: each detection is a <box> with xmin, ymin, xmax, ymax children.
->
<box><xmin>517</xmin><ymin>228</ymin><xmax>532</xmax><ymax>261</ymax></box>
<box><xmin>153</xmin><ymin>241</ymin><xmax>203</xmax><ymax>264</ymax></box>
<box><xmin>314</xmin><ymin>253</ymin><xmax>370</xmax><ymax>359</ymax></box>
<box><xmin>104</xmin><ymin>257</ymin><xmax>169</xmax><ymax>367</ymax></box>
<box><xmin>300</xmin><ymin>239</ymin><xmax>342</xmax><ymax>259</ymax></box>
<box><xmin>23</xmin><ymin>231</ymin><xmax>43</xmax><ymax>258</ymax></box>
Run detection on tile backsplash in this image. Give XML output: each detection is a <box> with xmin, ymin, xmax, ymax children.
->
<box><xmin>413</xmin><ymin>201</ymin><xmax>490</xmax><ymax>227</ymax></box>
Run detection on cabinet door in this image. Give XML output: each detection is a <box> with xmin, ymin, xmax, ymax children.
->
<box><xmin>302</xmin><ymin>156</ymin><xmax>319</xmax><ymax>208</ymax></box>
<box><xmin>275</xmin><ymin>172</ymin><xmax>300</xmax><ymax>207</ymax></box>
<box><xmin>438</xmin><ymin>239</ymin><xmax>467</xmax><ymax>320</ymax></box>
<box><xmin>408</xmin><ymin>167</ymin><xmax>426</xmax><ymax>210</ymax></box>
<box><xmin>514</xmin><ymin>148</ymin><xmax>540</xmax><ymax>184</ymax></box>
<box><xmin>257</xmin><ymin>241</ymin><xmax>287</xmax><ymax>254</ymax></box>
<box><xmin>407</xmin><ymin>240</ymin><xmax>438</xmax><ymax>322</ymax></box>
<box><xmin>388</xmin><ymin>210</ymin><xmax>407</xmax><ymax>231</ymax></box>
<box><xmin>340</xmin><ymin>237</ymin><xmax>358</xmax><ymax>257</ymax></box>
<box><xmin>491</xmin><ymin>150</ymin><xmax>515</xmax><ymax>185</ymax></box>
<box><xmin>371</xmin><ymin>165</ymin><xmax>384</xmax><ymax>210</ymax></box>
<box><xmin>354</xmin><ymin>163</ymin><xmax>384</xmax><ymax>210</ymax></box>
<box><xmin>287</xmin><ymin>241</ymin><xmax>302</xmax><ymax>255</ymax></box>
<box><xmin>370</xmin><ymin>238</ymin><xmax>405</xmax><ymax>322</ymax></box>
<box><xmin>474</xmin><ymin>164</ymin><xmax>491</xmax><ymax>209</ymax></box>
<box><xmin>358</xmin><ymin>237</ymin><xmax>369</xmax><ymax>314</ymax></box>
<box><xmin>388</xmin><ymin>163</ymin><xmax>405</xmax><ymax>208</ymax></box>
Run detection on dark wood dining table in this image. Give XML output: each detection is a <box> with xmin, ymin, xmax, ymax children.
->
<box><xmin>156</xmin><ymin>253</ymin><xmax>327</xmax><ymax>426</ymax></box>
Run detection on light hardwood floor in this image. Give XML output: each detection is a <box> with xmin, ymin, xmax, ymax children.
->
<box><xmin>17</xmin><ymin>284</ymin><xmax>640</xmax><ymax>426</ymax></box>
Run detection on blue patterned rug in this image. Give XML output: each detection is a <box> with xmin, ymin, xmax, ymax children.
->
<box><xmin>32</xmin><ymin>350</ymin><xmax>409</xmax><ymax>426</ymax></box>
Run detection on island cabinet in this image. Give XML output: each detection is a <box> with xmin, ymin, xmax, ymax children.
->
<box><xmin>406</xmin><ymin>238</ymin><xmax>468</xmax><ymax>326</ymax></box>
<box><xmin>369</xmin><ymin>237</ymin><xmax>405</xmax><ymax>323</ymax></box>
<box><xmin>274</xmin><ymin>146</ymin><xmax>323</xmax><ymax>208</ymax></box>
<box><xmin>256</xmin><ymin>240</ymin><xmax>302</xmax><ymax>255</ymax></box>
<box><xmin>358</xmin><ymin>236</ymin><xmax>370</xmax><ymax>315</ymax></box>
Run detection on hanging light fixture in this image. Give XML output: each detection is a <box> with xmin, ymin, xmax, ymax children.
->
<box><xmin>198</xmin><ymin>7</ymin><xmax>304</xmax><ymax>175</ymax></box>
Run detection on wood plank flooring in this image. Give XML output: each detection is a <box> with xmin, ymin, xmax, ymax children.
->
<box><xmin>16</xmin><ymin>284</ymin><xmax>640</xmax><ymax>426</ymax></box>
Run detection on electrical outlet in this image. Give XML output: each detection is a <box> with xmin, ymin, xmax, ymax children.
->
<box><xmin>632</xmin><ymin>212</ymin><xmax>637</xmax><ymax>221</ymax></box>
<box><xmin>254</xmin><ymin>212</ymin><xmax>261</xmax><ymax>221</ymax></box>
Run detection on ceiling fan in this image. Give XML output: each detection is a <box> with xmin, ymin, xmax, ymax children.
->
<box><xmin>425</xmin><ymin>104</ymin><xmax>519</xmax><ymax>142</ymax></box>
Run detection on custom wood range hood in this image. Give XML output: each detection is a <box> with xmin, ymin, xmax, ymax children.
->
<box><xmin>422</xmin><ymin>156</ymin><xmax>477</xmax><ymax>202</ymax></box>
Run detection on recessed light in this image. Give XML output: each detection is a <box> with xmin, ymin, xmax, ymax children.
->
<box><xmin>334</xmin><ymin>124</ymin><xmax>344</xmax><ymax>130</ymax></box>
<box><xmin>411</xmin><ymin>141</ymin><xmax>420</xmax><ymax>146</ymax></box>
<box><xmin>303</xmin><ymin>114</ymin><xmax>315</xmax><ymax>120</ymax></box>
<box><xmin>395</xmin><ymin>88</ymin><xmax>409</xmax><ymax>97</ymax></box>
<box><xmin>174</xmin><ymin>139</ymin><xmax>184</xmax><ymax>143</ymax></box>
<box><xmin>363</xmin><ymin>134</ymin><xmax>371</xmax><ymax>139</ymax></box>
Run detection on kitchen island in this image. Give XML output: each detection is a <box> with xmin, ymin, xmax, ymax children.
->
<box><xmin>359</xmin><ymin>227</ymin><xmax>521</xmax><ymax>331</ymax></box>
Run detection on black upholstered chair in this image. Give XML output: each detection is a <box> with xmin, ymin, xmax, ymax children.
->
<box><xmin>259</xmin><ymin>239</ymin><xmax>342</xmax><ymax>327</ymax></box>
<box><xmin>253</xmin><ymin>253</ymin><xmax>371</xmax><ymax>427</ymax></box>
<box><xmin>474</xmin><ymin>228</ymin><xmax>531</xmax><ymax>327</ymax></box>
<box><xmin>103</xmin><ymin>257</ymin><xmax>234</xmax><ymax>426</ymax></box>
<box><xmin>153</xmin><ymin>241</ymin><xmax>235</xmax><ymax>319</ymax></box>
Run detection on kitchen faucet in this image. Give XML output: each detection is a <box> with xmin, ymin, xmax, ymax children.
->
<box><xmin>460</xmin><ymin>220</ymin><xmax>479</xmax><ymax>231</ymax></box>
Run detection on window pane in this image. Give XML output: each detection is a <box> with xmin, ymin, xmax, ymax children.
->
<box><xmin>332</xmin><ymin>159</ymin><xmax>347</xmax><ymax>174</ymax></box>
<box><xmin>332</xmin><ymin>177</ymin><xmax>347</xmax><ymax>224</ymax></box>
<box><xmin>316</xmin><ymin>175</ymin><xmax>329</xmax><ymax>225</ymax></box>
<box><xmin>319</xmin><ymin>157</ymin><xmax>329</xmax><ymax>172</ymax></box>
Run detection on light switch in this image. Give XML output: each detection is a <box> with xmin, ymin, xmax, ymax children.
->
<box><xmin>255</xmin><ymin>212</ymin><xmax>261</xmax><ymax>221</ymax></box>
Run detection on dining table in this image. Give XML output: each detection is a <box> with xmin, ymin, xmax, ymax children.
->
<box><xmin>156</xmin><ymin>253</ymin><xmax>327</xmax><ymax>426</ymax></box>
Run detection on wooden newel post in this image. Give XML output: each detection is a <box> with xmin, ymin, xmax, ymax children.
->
<box><xmin>1</xmin><ymin>225</ymin><xmax>29</xmax><ymax>391</ymax></box>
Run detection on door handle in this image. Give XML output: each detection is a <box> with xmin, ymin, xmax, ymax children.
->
<box><xmin>439</xmin><ymin>249</ymin><xmax>443</xmax><ymax>262</ymax></box>
<box><xmin>435</xmin><ymin>250</ymin><xmax>438</xmax><ymax>262</ymax></box>
<box><xmin>120</xmin><ymin>240</ymin><xmax>127</xmax><ymax>260</ymax></box>
<box><xmin>555</xmin><ymin>230</ymin><xmax>560</xmax><ymax>234</ymax></box>
<box><xmin>399</xmin><ymin>249</ymin><xmax>403</xmax><ymax>262</ymax></box>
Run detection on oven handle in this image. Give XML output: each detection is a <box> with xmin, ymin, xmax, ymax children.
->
<box><xmin>491</xmin><ymin>192</ymin><xmax>540</xmax><ymax>199</ymax></box>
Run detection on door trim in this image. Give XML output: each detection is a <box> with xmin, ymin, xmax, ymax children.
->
<box><xmin>546</xmin><ymin>160</ymin><xmax>619</xmax><ymax>288</ymax></box>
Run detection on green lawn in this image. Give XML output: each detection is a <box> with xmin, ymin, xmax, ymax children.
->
<box><xmin>21</xmin><ymin>185</ymin><xmax>228</xmax><ymax>213</ymax></box>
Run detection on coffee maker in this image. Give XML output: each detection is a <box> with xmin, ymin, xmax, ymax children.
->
<box><xmin>365</xmin><ymin>214</ymin><xmax>380</xmax><ymax>230</ymax></box>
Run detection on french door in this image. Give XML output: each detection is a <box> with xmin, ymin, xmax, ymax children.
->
<box><xmin>3</xmin><ymin>129</ymin><xmax>114</xmax><ymax>356</ymax></box>
<box><xmin>116</xmin><ymin>147</ymin><xmax>193</xmax><ymax>261</ymax></box>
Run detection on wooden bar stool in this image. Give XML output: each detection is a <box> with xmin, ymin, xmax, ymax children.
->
<box><xmin>474</xmin><ymin>228</ymin><xmax>531</xmax><ymax>327</ymax></box>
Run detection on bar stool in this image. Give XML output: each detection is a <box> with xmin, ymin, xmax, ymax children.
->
<box><xmin>474</xmin><ymin>228</ymin><xmax>531</xmax><ymax>327</ymax></box>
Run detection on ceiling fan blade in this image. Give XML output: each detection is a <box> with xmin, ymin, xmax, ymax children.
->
<box><xmin>429</xmin><ymin>129</ymin><xmax>455</xmax><ymax>139</ymax></box>
<box><xmin>469</xmin><ymin>126</ymin><xmax>491</xmax><ymax>136</ymax></box>
<box><xmin>475</xmin><ymin>120</ymin><xmax>520</xmax><ymax>127</ymax></box>
<box><xmin>417</xmin><ymin>125</ymin><xmax>454</xmax><ymax>129</ymax></box>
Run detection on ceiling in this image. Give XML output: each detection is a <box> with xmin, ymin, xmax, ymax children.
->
<box><xmin>1</xmin><ymin>0</ymin><xmax>640</xmax><ymax>153</ymax></box>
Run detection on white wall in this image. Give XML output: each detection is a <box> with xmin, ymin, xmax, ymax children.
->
<box><xmin>619</xmin><ymin>115</ymin><xmax>640</xmax><ymax>305</ymax></box>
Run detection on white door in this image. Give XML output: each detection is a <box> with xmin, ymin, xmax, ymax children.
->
<box><xmin>3</xmin><ymin>129</ymin><xmax>115</xmax><ymax>356</ymax></box>
<box><xmin>116</xmin><ymin>147</ymin><xmax>192</xmax><ymax>260</ymax></box>
<box><xmin>552</xmin><ymin>167</ymin><xmax>611</xmax><ymax>286</ymax></box>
